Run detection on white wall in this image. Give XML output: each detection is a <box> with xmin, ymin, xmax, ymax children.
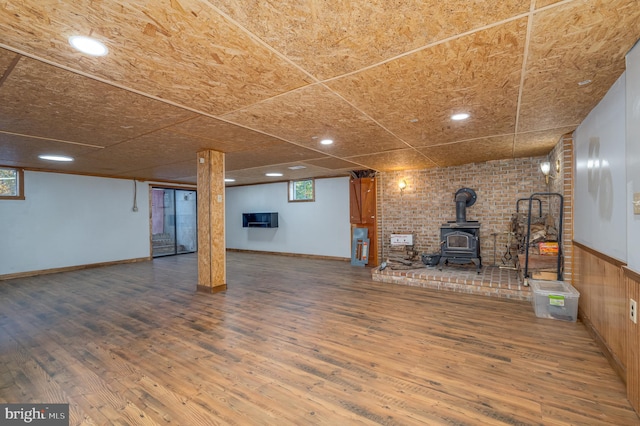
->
<box><xmin>627</xmin><ymin>43</ymin><xmax>640</xmax><ymax>272</ymax></box>
<box><xmin>225</xmin><ymin>177</ymin><xmax>351</xmax><ymax>258</ymax></box>
<box><xmin>574</xmin><ymin>73</ymin><xmax>628</xmax><ymax>262</ymax></box>
<box><xmin>0</xmin><ymin>171</ymin><xmax>150</xmax><ymax>276</ymax></box>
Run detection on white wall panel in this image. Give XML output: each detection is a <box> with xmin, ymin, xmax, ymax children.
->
<box><xmin>627</xmin><ymin>42</ymin><xmax>640</xmax><ymax>272</ymax></box>
<box><xmin>0</xmin><ymin>172</ymin><xmax>150</xmax><ymax>276</ymax></box>
<box><xmin>225</xmin><ymin>177</ymin><xmax>350</xmax><ymax>258</ymax></box>
<box><xmin>574</xmin><ymin>73</ymin><xmax>627</xmax><ymax>262</ymax></box>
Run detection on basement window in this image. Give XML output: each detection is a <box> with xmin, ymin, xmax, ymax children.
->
<box><xmin>288</xmin><ymin>178</ymin><xmax>315</xmax><ymax>202</ymax></box>
<box><xmin>0</xmin><ymin>167</ymin><xmax>24</xmax><ymax>200</ymax></box>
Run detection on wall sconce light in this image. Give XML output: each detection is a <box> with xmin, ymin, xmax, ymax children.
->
<box><xmin>398</xmin><ymin>179</ymin><xmax>407</xmax><ymax>194</ymax></box>
<box><xmin>555</xmin><ymin>158</ymin><xmax>561</xmax><ymax>174</ymax></box>
<box><xmin>540</xmin><ymin>161</ymin><xmax>551</xmax><ymax>184</ymax></box>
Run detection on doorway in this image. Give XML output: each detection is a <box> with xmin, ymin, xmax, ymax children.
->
<box><xmin>151</xmin><ymin>188</ymin><xmax>197</xmax><ymax>257</ymax></box>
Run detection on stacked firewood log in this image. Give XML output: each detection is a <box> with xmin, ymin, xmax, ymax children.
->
<box><xmin>510</xmin><ymin>213</ymin><xmax>558</xmax><ymax>255</ymax></box>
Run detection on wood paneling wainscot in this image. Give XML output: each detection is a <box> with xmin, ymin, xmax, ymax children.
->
<box><xmin>574</xmin><ymin>242</ymin><xmax>627</xmax><ymax>380</ymax></box>
<box><xmin>574</xmin><ymin>242</ymin><xmax>640</xmax><ymax>417</ymax></box>
<box><xmin>625</xmin><ymin>267</ymin><xmax>640</xmax><ymax>414</ymax></box>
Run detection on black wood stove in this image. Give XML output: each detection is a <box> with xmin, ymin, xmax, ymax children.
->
<box><xmin>438</xmin><ymin>188</ymin><xmax>482</xmax><ymax>273</ymax></box>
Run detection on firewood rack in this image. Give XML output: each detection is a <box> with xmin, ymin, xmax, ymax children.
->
<box><xmin>516</xmin><ymin>193</ymin><xmax>564</xmax><ymax>281</ymax></box>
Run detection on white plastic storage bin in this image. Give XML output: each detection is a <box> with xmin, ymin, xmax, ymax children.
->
<box><xmin>529</xmin><ymin>280</ymin><xmax>580</xmax><ymax>322</ymax></box>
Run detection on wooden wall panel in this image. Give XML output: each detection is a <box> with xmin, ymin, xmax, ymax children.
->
<box><xmin>625</xmin><ymin>267</ymin><xmax>640</xmax><ymax>415</ymax></box>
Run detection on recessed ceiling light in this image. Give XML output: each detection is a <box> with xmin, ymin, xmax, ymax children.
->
<box><xmin>451</xmin><ymin>113</ymin><xmax>470</xmax><ymax>121</ymax></box>
<box><xmin>288</xmin><ymin>165</ymin><xmax>306</xmax><ymax>170</ymax></box>
<box><xmin>408</xmin><ymin>118</ymin><xmax>419</xmax><ymax>123</ymax></box>
<box><xmin>69</xmin><ymin>36</ymin><xmax>108</xmax><ymax>56</ymax></box>
<box><xmin>38</xmin><ymin>155</ymin><xmax>74</xmax><ymax>162</ymax></box>
<box><xmin>224</xmin><ymin>178</ymin><xmax>235</xmax><ymax>182</ymax></box>
<box><xmin>265</xmin><ymin>172</ymin><xmax>283</xmax><ymax>177</ymax></box>
<box><xmin>320</xmin><ymin>139</ymin><xmax>334</xmax><ymax>145</ymax></box>
<box><xmin>578</xmin><ymin>79</ymin><xmax>592</xmax><ymax>86</ymax></box>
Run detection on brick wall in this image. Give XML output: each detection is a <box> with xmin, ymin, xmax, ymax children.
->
<box><xmin>376</xmin><ymin>156</ymin><xmax>551</xmax><ymax>268</ymax></box>
<box><xmin>548</xmin><ymin>136</ymin><xmax>574</xmax><ymax>283</ymax></box>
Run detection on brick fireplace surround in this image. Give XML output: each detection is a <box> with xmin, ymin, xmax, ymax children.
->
<box><xmin>372</xmin><ymin>264</ymin><xmax>530</xmax><ymax>300</ymax></box>
<box><xmin>373</xmin><ymin>137</ymin><xmax>573</xmax><ymax>300</ymax></box>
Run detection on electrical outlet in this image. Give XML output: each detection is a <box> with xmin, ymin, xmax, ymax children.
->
<box><xmin>631</xmin><ymin>299</ymin><xmax>638</xmax><ymax>324</ymax></box>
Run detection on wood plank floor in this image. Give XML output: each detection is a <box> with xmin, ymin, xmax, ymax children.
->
<box><xmin>1</xmin><ymin>252</ymin><xmax>638</xmax><ymax>425</ymax></box>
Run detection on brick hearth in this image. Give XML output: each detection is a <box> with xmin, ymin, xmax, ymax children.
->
<box><xmin>372</xmin><ymin>264</ymin><xmax>531</xmax><ymax>301</ymax></box>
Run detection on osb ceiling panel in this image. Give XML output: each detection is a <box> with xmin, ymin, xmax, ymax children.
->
<box><xmin>79</xmin><ymin>129</ymin><xmax>230</xmax><ymax>175</ymax></box>
<box><xmin>419</xmin><ymin>136</ymin><xmax>515</xmax><ymax>168</ymax></box>
<box><xmin>326</xmin><ymin>18</ymin><xmax>528</xmax><ymax>147</ymax></box>
<box><xmin>223</xmin><ymin>84</ymin><xmax>408</xmax><ymax>157</ymax></box>
<box><xmin>0</xmin><ymin>48</ymin><xmax>18</xmax><ymax>73</ymax></box>
<box><xmin>347</xmin><ymin>149</ymin><xmax>437</xmax><ymax>172</ymax></box>
<box><xmin>0</xmin><ymin>0</ymin><xmax>638</xmax><ymax>185</ymax></box>
<box><xmin>116</xmin><ymin>161</ymin><xmax>198</xmax><ymax>183</ymax></box>
<box><xmin>518</xmin><ymin>0</ymin><xmax>640</xmax><ymax>132</ymax></box>
<box><xmin>0</xmin><ymin>0</ymin><xmax>312</xmax><ymax>116</ymax></box>
<box><xmin>226</xmin><ymin>163</ymin><xmax>351</xmax><ymax>187</ymax></box>
<box><xmin>0</xmin><ymin>132</ymin><xmax>101</xmax><ymax>171</ymax></box>
<box><xmin>225</xmin><ymin>143</ymin><xmax>325</xmax><ymax>172</ymax></box>
<box><xmin>536</xmin><ymin>0</ymin><xmax>568</xmax><ymax>9</ymax></box>
<box><xmin>167</xmin><ymin>117</ymin><xmax>285</xmax><ymax>153</ymax></box>
<box><xmin>212</xmin><ymin>0</ymin><xmax>531</xmax><ymax>80</ymax></box>
<box><xmin>304</xmin><ymin>157</ymin><xmax>364</xmax><ymax>171</ymax></box>
<box><xmin>0</xmin><ymin>53</ymin><xmax>196</xmax><ymax>147</ymax></box>
<box><xmin>513</xmin><ymin>126</ymin><xmax>577</xmax><ymax>158</ymax></box>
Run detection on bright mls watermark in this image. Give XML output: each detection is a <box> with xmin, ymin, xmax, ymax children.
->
<box><xmin>1</xmin><ymin>404</ymin><xmax>69</xmax><ymax>425</ymax></box>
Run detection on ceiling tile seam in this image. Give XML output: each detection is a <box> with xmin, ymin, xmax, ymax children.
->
<box><xmin>414</xmin><ymin>132</ymin><xmax>517</xmax><ymax>149</ymax></box>
<box><xmin>317</xmin><ymin>82</ymin><xmax>438</xmax><ymax>167</ymax></box>
<box><xmin>0</xmin><ymin>130</ymin><xmax>105</xmax><ymax>149</ymax></box>
<box><xmin>226</xmin><ymin>157</ymin><xmax>374</xmax><ymax>174</ymax></box>
<box><xmin>0</xmin><ymin>42</ymin><xmax>225</xmax><ymax>117</ymax></box>
<box><xmin>218</xmin><ymin>81</ymin><xmax>325</xmax><ymax>117</ymax></box>
<box><xmin>0</xmin><ymin>42</ymin><xmax>302</xmax><ymax>145</ymax></box>
<box><xmin>219</xmin><ymin>81</ymin><xmax>434</xmax><ymax>167</ymax></box>
<box><xmin>97</xmin><ymin>115</ymin><xmax>203</xmax><ymax>150</ymax></box>
<box><xmin>341</xmin><ymin>147</ymin><xmax>435</xmax><ymax>163</ymax></box>
<box><xmin>0</xmin><ymin>43</ymin><xmax>345</xmax><ymax>163</ymax></box>
<box><xmin>109</xmin><ymin>158</ymin><xmax>211</xmax><ymax>177</ymax></box>
<box><xmin>319</xmin><ymin>0</ymin><xmax>577</xmax><ymax>86</ymax></box>
<box><xmin>198</xmin><ymin>0</ymin><xmax>321</xmax><ymax>84</ymax></box>
<box><xmin>409</xmin><ymin>123</ymin><xmax>580</xmax><ymax>151</ymax></box>
<box><xmin>0</xmin><ymin>53</ymin><xmax>21</xmax><ymax>88</ymax></box>
<box><xmin>512</xmin><ymin>0</ymin><xmax>537</xmax><ymax>158</ymax></box>
<box><xmin>320</xmin><ymin>14</ymin><xmax>531</xmax><ymax>85</ymax></box>
<box><xmin>15</xmin><ymin>167</ymin><xmax>152</xmax><ymax>183</ymax></box>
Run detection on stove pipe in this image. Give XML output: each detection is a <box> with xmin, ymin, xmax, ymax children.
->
<box><xmin>455</xmin><ymin>192</ymin><xmax>468</xmax><ymax>223</ymax></box>
<box><xmin>453</xmin><ymin>188</ymin><xmax>477</xmax><ymax>224</ymax></box>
